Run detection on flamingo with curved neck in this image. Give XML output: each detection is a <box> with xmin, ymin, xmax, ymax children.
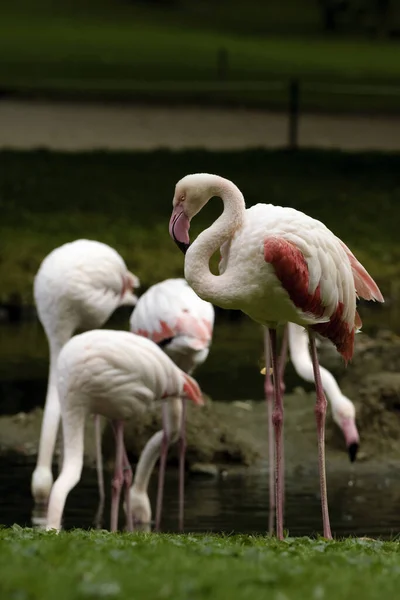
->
<box><xmin>169</xmin><ymin>173</ymin><xmax>383</xmax><ymax>539</ymax></box>
<box><xmin>31</xmin><ymin>239</ymin><xmax>139</xmax><ymax>520</ymax></box>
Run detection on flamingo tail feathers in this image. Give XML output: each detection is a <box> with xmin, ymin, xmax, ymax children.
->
<box><xmin>339</xmin><ymin>241</ymin><xmax>384</xmax><ymax>303</ymax></box>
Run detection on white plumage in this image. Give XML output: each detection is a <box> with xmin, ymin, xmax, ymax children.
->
<box><xmin>130</xmin><ymin>278</ymin><xmax>214</xmax><ymax>372</ymax></box>
<box><xmin>31</xmin><ymin>239</ymin><xmax>139</xmax><ymax>509</ymax></box>
<box><xmin>169</xmin><ymin>172</ymin><xmax>383</xmax><ymax>540</ymax></box>
<box><xmin>46</xmin><ymin>329</ymin><xmax>202</xmax><ymax>531</ymax></box>
<box><xmin>128</xmin><ymin>278</ymin><xmax>214</xmax><ymax>529</ymax></box>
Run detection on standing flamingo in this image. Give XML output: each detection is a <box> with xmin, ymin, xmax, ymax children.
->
<box><xmin>128</xmin><ymin>278</ymin><xmax>214</xmax><ymax>531</ymax></box>
<box><xmin>45</xmin><ymin>330</ymin><xmax>203</xmax><ymax>531</ymax></box>
<box><xmin>31</xmin><ymin>239</ymin><xmax>140</xmax><ymax>515</ymax></box>
<box><xmin>168</xmin><ymin>173</ymin><xmax>383</xmax><ymax>539</ymax></box>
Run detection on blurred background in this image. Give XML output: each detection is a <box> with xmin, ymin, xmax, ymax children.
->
<box><xmin>0</xmin><ymin>0</ymin><xmax>399</xmax><ymax>537</ymax></box>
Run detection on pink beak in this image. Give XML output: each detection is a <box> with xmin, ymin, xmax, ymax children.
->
<box><xmin>169</xmin><ymin>205</ymin><xmax>190</xmax><ymax>254</ymax></box>
<box><xmin>341</xmin><ymin>417</ymin><xmax>360</xmax><ymax>463</ymax></box>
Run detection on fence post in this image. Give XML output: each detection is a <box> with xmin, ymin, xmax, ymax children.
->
<box><xmin>217</xmin><ymin>48</ymin><xmax>229</xmax><ymax>80</ymax></box>
<box><xmin>288</xmin><ymin>79</ymin><xmax>300</xmax><ymax>150</ymax></box>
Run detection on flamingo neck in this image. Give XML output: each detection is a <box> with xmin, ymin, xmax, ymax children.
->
<box><xmin>35</xmin><ymin>328</ymin><xmax>73</xmax><ymax>470</ymax></box>
<box><xmin>184</xmin><ymin>178</ymin><xmax>245</xmax><ymax>307</ymax></box>
<box><xmin>288</xmin><ymin>323</ymin><xmax>346</xmax><ymax>411</ymax></box>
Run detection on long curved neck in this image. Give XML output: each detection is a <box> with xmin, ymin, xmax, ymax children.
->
<box><xmin>288</xmin><ymin>323</ymin><xmax>343</xmax><ymax>407</ymax></box>
<box><xmin>133</xmin><ymin>396</ymin><xmax>182</xmax><ymax>493</ymax></box>
<box><xmin>35</xmin><ymin>328</ymin><xmax>73</xmax><ymax>470</ymax></box>
<box><xmin>184</xmin><ymin>179</ymin><xmax>246</xmax><ymax>307</ymax></box>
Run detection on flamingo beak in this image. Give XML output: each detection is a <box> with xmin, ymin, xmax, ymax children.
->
<box><xmin>169</xmin><ymin>205</ymin><xmax>190</xmax><ymax>254</ymax></box>
<box><xmin>341</xmin><ymin>417</ymin><xmax>360</xmax><ymax>463</ymax></box>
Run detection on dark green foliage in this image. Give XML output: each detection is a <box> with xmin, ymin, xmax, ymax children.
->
<box><xmin>1</xmin><ymin>149</ymin><xmax>399</xmax><ymax>300</ymax></box>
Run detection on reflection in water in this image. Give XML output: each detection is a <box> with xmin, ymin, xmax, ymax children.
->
<box><xmin>0</xmin><ymin>455</ymin><xmax>399</xmax><ymax>539</ymax></box>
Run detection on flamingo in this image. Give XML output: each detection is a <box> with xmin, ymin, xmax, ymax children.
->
<box><xmin>31</xmin><ymin>239</ymin><xmax>140</xmax><ymax>516</ymax></box>
<box><xmin>168</xmin><ymin>173</ymin><xmax>384</xmax><ymax>540</ymax></box>
<box><xmin>45</xmin><ymin>329</ymin><xmax>203</xmax><ymax>531</ymax></box>
<box><xmin>262</xmin><ymin>323</ymin><xmax>360</xmax><ymax>533</ymax></box>
<box><xmin>128</xmin><ymin>277</ymin><xmax>214</xmax><ymax>531</ymax></box>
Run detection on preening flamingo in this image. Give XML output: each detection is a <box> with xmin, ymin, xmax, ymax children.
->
<box><xmin>129</xmin><ymin>278</ymin><xmax>214</xmax><ymax>531</ymax></box>
<box><xmin>169</xmin><ymin>173</ymin><xmax>383</xmax><ymax>539</ymax></box>
<box><xmin>31</xmin><ymin>239</ymin><xmax>139</xmax><ymax>514</ymax></box>
<box><xmin>46</xmin><ymin>329</ymin><xmax>203</xmax><ymax>531</ymax></box>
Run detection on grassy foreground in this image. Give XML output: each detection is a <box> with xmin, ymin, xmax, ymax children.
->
<box><xmin>0</xmin><ymin>528</ymin><xmax>400</xmax><ymax>600</ymax></box>
<box><xmin>1</xmin><ymin>149</ymin><xmax>399</xmax><ymax>303</ymax></box>
<box><xmin>1</xmin><ymin>1</ymin><xmax>400</xmax><ymax>111</ymax></box>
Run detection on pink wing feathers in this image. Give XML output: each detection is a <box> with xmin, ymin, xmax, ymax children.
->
<box><xmin>264</xmin><ymin>236</ymin><xmax>368</xmax><ymax>362</ymax></box>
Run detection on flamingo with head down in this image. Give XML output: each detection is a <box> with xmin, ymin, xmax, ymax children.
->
<box><xmin>45</xmin><ymin>329</ymin><xmax>203</xmax><ymax>531</ymax></box>
<box><xmin>129</xmin><ymin>277</ymin><xmax>214</xmax><ymax>531</ymax></box>
<box><xmin>31</xmin><ymin>239</ymin><xmax>139</xmax><ymax>518</ymax></box>
<box><xmin>168</xmin><ymin>173</ymin><xmax>383</xmax><ymax>539</ymax></box>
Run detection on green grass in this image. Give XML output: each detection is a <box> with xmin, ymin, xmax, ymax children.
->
<box><xmin>1</xmin><ymin>1</ymin><xmax>400</xmax><ymax>111</ymax></box>
<box><xmin>1</xmin><ymin>528</ymin><xmax>400</xmax><ymax>600</ymax></box>
<box><xmin>1</xmin><ymin>149</ymin><xmax>399</xmax><ymax>303</ymax></box>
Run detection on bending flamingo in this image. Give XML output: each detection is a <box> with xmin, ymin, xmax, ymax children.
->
<box><xmin>169</xmin><ymin>173</ymin><xmax>383</xmax><ymax>539</ymax></box>
<box><xmin>129</xmin><ymin>277</ymin><xmax>214</xmax><ymax>531</ymax></box>
<box><xmin>262</xmin><ymin>323</ymin><xmax>360</xmax><ymax>533</ymax></box>
<box><xmin>31</xmin><ymin>239</ymin><xmax>139</xmax><ymax>515</ymax></box>
<box><xmin>46</xmin><ymin>330</ymin><xmax>202</xmax><ymax>531</ymax></box>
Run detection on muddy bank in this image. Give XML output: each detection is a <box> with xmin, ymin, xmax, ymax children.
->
<box><xmin>0</xmin><ymin>330</ymin><xmax>399</xmax><ymax>470</ymax></box>
<box><xmin>0</xmin><ymin>394</ymin><xmax>364</xmax><ymax>473</ymax></box>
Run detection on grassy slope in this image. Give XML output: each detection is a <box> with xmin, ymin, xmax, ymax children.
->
<box><xmin>1</xmin><ymin>1</ymin><xmax>400</xmax><ymax>111</ymax></box>
<box><xmin>1</xmin><ymin>149</ymin><xmax>399</xmax><ymax>303</ymax></box>
<box><xmin>1</xmin><ymin>149</ymin><xmax>399</xmax><ymax>302</ymax></box>
<box><xmin>1</xmin><ymin>529</ymin><xmax>400</xmax><ymax>600</ymax></box>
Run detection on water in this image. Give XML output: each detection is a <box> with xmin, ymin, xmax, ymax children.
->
<box><xmin>0</xmin><ymin>301</ymin><xmax>399</xmax><ymax>538</ymax></box>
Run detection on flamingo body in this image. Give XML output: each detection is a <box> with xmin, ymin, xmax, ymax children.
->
<box><xmin>169</xmin><ymin>173</ymin><xmax>383</xmax><ymax>539</ymax></box>
<box><xmin>170</xmin><ymin>174</ymin><xmax>383</xmax><ymax>361</ymax></box>
<box><xmin>130</xmin><ymin>278</ymin><xmax>214</xmax><ymax>372</ymax></box>
<box><xmin>129</xmin><ymin>278</ymin><xmax>214</xmax><ymax>528</ymax></box>
<box><xmin>46</xmin><ymin>329</ymin><xmax>202</xmax><ymax>531</ymax></box>
<box><xmin>32</xmin><ymin>239</ymin><xmax>139</xmax><ymax>507</ymax></box>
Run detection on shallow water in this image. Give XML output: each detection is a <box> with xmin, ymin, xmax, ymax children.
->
<box><xmin>0</xmin><ymin>301</ymin><xmax>399</xmax><ymax>538</ymax></box>
<box><xmin>1</xmin><ymin>454</ymin><xmax>400</xmax><ymax>539</ymax></box>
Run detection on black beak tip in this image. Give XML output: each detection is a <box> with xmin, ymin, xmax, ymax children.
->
<box><xmin>348</xmin><ymin>442</ymin><xmax>359</xmax><ymax>463</ymax></box>
<box><xmin>174</xmin><ymin>239</ymin><xmax>190</xmax><ymax>255</ymax></box>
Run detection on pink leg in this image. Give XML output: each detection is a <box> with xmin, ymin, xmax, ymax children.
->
<box><xmin>122</xmin><ymin>449</ymin><xmax>134</xmax><ymax>532</ymax></box>
<box><xmin>269</xmin><ymin>328</ymin><xmax>284</xmax><ymax>540</ymax></box>
<box><xmin>308</xmin><ymin>331</ymin><xmax>332</xmax><ymax>539</ymax></box>
<box><xmin>263</xmin><ymin>329</ymin><xmax>275</xmax><ymax>535</ymax></box>
<box><xmin>110</xmin><ymin>420</ymin><xmax>125</xmax><ymax>532</ymax></box>
<box><xmin>278</xmin><ymin>327</ymin><xmax>288</xmax><ymax>517</ymax></box>
<box><xmin>93</xmin><ymin>415</ymin><xmax>105</xmax><ymax>529</ymax></box>
<box><xmin>178</xmin><ymin>398</ymin><xmax>187</xmax><ymax>533</ymax></box>
<box><xmin>155</xmin><ymin>403</ymin><xmax>169</xmax><ymax>532</ymax></box>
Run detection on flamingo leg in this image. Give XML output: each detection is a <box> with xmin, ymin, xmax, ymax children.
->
<box><xmin>277</xmin><ymin>327</ymin><xmax>289</xmax><ymax>518</ymax></box>
<box><xmin>93</xmin><ymin>415</ymin><xmax>105</xmax><ymax>529</ymax></box>
<box><xmin>308</xmin><ymin>331</ymin><xmax>332</xmax><ymax>540</ymax></box>
<box><xmin>263</xmin><ymin>329</ymin><xmax>275</xmax><ymax>535</ymax></box>
<box><xmin>269</xmin><ymin>327</ymin><xmax>285</xmax><ymax>540</ymax></box>
<box><xmin>122</xmin><ymin>449</ymin><xmax>134</xmax><ymax>532</ymax></box>
<box><xmin>110</xmin><ymin>420</ymin><xmax>125</xmax><ymax>532</ymax></box>
<box><xmin>155</xmin><ymin>402</ymin><xmax>170</xmax><ymax>532</ymax></box>
<box><xmin>178</xmin><ymin>397</ymin><xmax>187</xmax><ymax>533</ymax></box>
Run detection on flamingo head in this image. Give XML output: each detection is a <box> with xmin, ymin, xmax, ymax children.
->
<box><xmin>169</xmin><ymin>174</ymin><xmax>218</xmax><ymax>254</ymax></box>
<box><xmin>331</xmin><ymin>395</ymin><xmax>360</xmax><ymax>462</ymax></box>
<box><xmin>119</xmin><ymin>272</ymin><xmax>140</xmax><ymax>306</ymax></box>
